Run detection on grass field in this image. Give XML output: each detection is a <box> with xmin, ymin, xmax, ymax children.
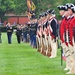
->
<box><xmin>0</xmin><ymin>33</ymin><xmax>74</xmax><ymax>75</ymax></box>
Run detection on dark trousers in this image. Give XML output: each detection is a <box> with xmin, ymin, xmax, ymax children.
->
<box><xmin>30</xmin><ymin>34</ymin><xmax>36</xmax><ymax>47</ymax></box>
<box><xmin>33</xmin><ymin>35</ymin><xmax>36</xmax><ymax>47</ymax></box>
<box><xmin>23</xmin><ymin>33</ymin><xmax>27</xmax><ymax>42</ymax></box>
<box><xmin>16</xmin><ymin>35</ymin><xmax>21</xmax><ymax>43</ymax></box>
<box><xmin>7</xmin><ymin>32</ymin><xmax>12</xmax><ymax>44</ymax></box>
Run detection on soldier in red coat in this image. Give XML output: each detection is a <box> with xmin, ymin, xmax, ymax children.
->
<box><xmin>68</xmin><ymin>6</ymin><xmax>75</xmax><ymax>74</ymax></box>
<box><xmin>58</xmin><ymin>3</ymin><xmax>75</xmax><ymax>74</ymax></box>
<box><xmin>58</xmin><ymin>5</ymin><xmax>70</xmax><ymax>71</ymax></box>
<box><xmin>61</xmin><ymin>3</ymin><xmax>75</xmax><ymax>74</ymax></box>
<box><xmin>37</xmin><ymin>14</ymin><xmax>43</xmax><ymax>52</ymax></box>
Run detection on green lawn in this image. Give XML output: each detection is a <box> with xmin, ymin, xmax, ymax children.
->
<box><xmin>0</xmin><ymin>33</ymin><xmax>74</xmax><ymax>75</ymax></box>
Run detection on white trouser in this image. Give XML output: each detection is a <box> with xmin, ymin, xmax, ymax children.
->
<box><xmin>50</xmin><ymin>39</ymin><xmax>57</xmax><ymax>57</ymax></box>
<box><xmin>62</xmin><ymin>43</ymin><xmax>71</xmax><ymax>70</ymax></box>
<box><xmin>36</xmin><ymin>35</ymin><xmax>39</xmax><ymax>49</ymax></box>
<box><xmin>47</xmin><ymin>35</ymin><xmax>51</xmax><ymax>55</ymax></box>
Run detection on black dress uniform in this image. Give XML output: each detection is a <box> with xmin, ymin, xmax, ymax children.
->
<box><xmin>23</xmin><ymin>25</ymin><xmax>29</xmax><ymax>42</ymax></box>
<box><xmin>16</xmin><ymin>26</ymin><xmax>22</xmax><ymax>44</ymax></box>
<box><xmin>6</xmin><ymin>25</ymin><xmax>13</xmax><ymax>44</ymax></box>
<box><xmin>30</xmin><ymin>22</ymin><xmax>38</xmax><ymax>47</ymax></box>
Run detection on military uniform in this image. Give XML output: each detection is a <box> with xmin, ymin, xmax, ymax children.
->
<box><xmin>41</xmin><ymin>13</ymin><xmax>48</xmax><ymax>55</ymax></box>
<box><xmin>6</xmin><ymin>23</ymin><xmax>13</xmax><ymax>44</ymax></box>
<box><xmin>37</xmin><ymin>14</ymin><xmax>43</xmax><ymax>52</ymax></box>
<box><xmin>69</xmin><ymin>14</ymin><xmax>75</xmax><ymax>74</ymax></box>
<box><xmin>65</xmin><ymin>3</ymin><xmax>75</xmax><ymax>74</ymax></box>
<box><xmin>47</xmin><ymin>9</ymin><xmax>58</xmax><ymax>58</ymax></box>
<box><xmin>16</xmin><ymin>25</ymin><xmax>22</xmax><ymax>44</ymax></box>
<box><xmin>58</xmin><ymin>3</ymin><xmax>75</xmax><ymax>74</ymax></box>
<box><xmin>37</xmin><ymin>21</ymin><xmax>42</xmax><ymax>52</ymax></box>
<box><xmin>36</xmin><ymin>24</ymin><xmax>40</xmax><ymax>50</ymax></box>
<box><xmin>22</xmin><ymin>25</ymin><xmax>29</xmax><ymax>42</ymax></box>
<box><xmin>30</xmin><ymin>22</ymin><xmax>37</xmax><ymax>48</ymax></box>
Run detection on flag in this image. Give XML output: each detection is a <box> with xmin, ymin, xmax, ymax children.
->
<box><xmin>62</xmin><ymin>52</ymin><xmax>66</xmax><ymax>61</ymax></box>
<box><xmin>27</xmin><ymin>0</ymin><xmax>31</xmax><ymax>12</ymax></box>
<box><xmin>31</xmin><ymin>1</ymin><xmax>36</xmax><ymax>11</ymax></box>
<box><xmin>27</xmin><ymin>0</ymin><xmax>36</xmax><ymax>12</ymax></box>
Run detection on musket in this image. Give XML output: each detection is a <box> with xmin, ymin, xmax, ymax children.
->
<box><xmin>42</xmin><ymin>22</ymin><xmax>48</xmax><ymax>55</ymax></box>
<box><xmin>37</xmin><ymin>25</ymin><xmax>42</xmax><ymax>52</ymax></box>
<box><xmin>46</xmin><ymin>22</ymin><xmax>52</xmax><ymax>57</ymax></box>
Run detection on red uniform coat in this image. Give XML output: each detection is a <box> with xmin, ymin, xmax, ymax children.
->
<box><xmin>69</xmin><ymin>17</ymin><xmax>75</xmax><ymax>46</ymax></box>
<box><xmin>60</xmin><ymin>17</ymin><xmax>67</xmax><ymax>43</ymax></box>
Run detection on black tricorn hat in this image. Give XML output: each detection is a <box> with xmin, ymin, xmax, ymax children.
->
<box><xmin>66</xmin><ymin>3</ymin><xmax>74</xmax><ymax>8</ymax></box>
<box><xmin>38</xmin><ymin>14</ymin><xmax>43</xmax><ymax>19</ymax></box>
<box><xmin>57</xmin><ymin>5</ymin><xmax>63</xmax><ymax>10</ymax></box>
<box><xmin>42</xmin><ymin>12</ymin><xmax>47</xmax><ymax>16</ymax></box>
<box><xmin>71</xmin><ymin>6</ymin><xmax>75</xmax><ymax>13</ymax></box>
<box><xmin>57</xmin><ymin>5</ymin><xmax>68</xmax><ymax>11</ymax></box>
<box><xmin>47</xmin><ymin>9</ymin><xmax>55</xmax><ymax>14</ymax></box>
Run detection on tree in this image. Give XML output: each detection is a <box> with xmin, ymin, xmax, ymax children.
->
<box><xmin>0</xmin><ymin>0</ymin><xmax>15</xmax><ymax>23</ymax></box>
<box><xmin>14</xmin><ymin>0</ymin><xmax>27</xmax><ymax>15</ymax></box>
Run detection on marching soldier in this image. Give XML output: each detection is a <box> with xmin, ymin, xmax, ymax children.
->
<box><xmin>68</xmin><ymin>5</ymin><xmax>75</xmax><ymax>74</ymax></box>
<box><xmin>6</xmin><ymin>22</ymin><xmax>13</xmax><ymax>44</ymax></box>
<box><xmin>16</xmin><ymin>25</ymin><xmax>22</xmax><ymax>44</ymax></box>
<box><xmin>22</xmin><ymin>24</ymin><xmax>29</xmax><ymax>42</ymax></box>
<box><xmin>46</xmin><ymin>10</ymin><xmax>52</xmax><ymax>57</ymax></box>
<box><xmin>29</xmin><ymin>17</ymin><xmax>38</xmax><ymax>48</ymax></box>
<box><xmin>58</xmin><ymin>3</ymin><xmax>75</xmax><ymax>74</ymax></box>
<box><xmin>37</xmin><ymin>14</ymin><xmax>42</xmax><ymax>52</ymax></box>
<box><xmin>32</xmin><ymin>18</ymin><xmax>38</xmax><ymax>48</ymax></box>
<box><xmin>57</xmin><ymin>5</ymin><xmax>69</xmax><ymax>70</ymax></box>
<box><xmin>63</xmin><ymin>3</ymin><xmax>75</xmax><ymax>74</ymax></box>
<box><xmin>47</xmin><ymin>9</ymin><xmax>58</xmax><ymax>58</ymax></box>
<box><xmin>37</xmin><ymin>14</ymin><xmax>44</xmax><ymax>52</ymax></box>
<box><xmin>42</xmin><ymin>12</ymin><xmax>48</xmax><ymax>55</ymax></box>
<box><xmin>64</xmin><ymin>3</ymin><xmax>75</xmax><ymax>74</ymax></box>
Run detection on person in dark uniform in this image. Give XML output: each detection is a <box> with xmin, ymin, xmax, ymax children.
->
<box><xmin>0</xmin><ymin>27</ymin><xmax>2</xmax><ymax>43</ymax></box>
<box><xmin>30</xmin><ymin>18</ymin><xmax>38</xmax><ymax>48</ymax></box>
<box><xmin>33</xmin><ymin>20</ymin><xmax>38</xmax><ymax>48</ymax></box>
<box><xmin>6</xmin><ymin>22</ymin><xmax>13</xmax><ymax>44</ymax></box>
<box><xmin>22</xmin><ymin>24</ymin><xmax>29</xmax><ymax>43</ymax></box>
<box><xmin>47</xmin><ymin>9</ymin><xmax>58</xmax><ymax>58</ymax></box>
<box><xmin>16</xmin><ymin>25</ymin><xmax>22</xmax><ymax>44</ymax></box>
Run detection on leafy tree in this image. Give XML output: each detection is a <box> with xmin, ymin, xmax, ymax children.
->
<box><xmin>0</xmin><ymin>0</ymin><xmax>15</xmax><ymax>22</ymax></box>
<box><xmin>14</xmin><ymin>0</ymin><xmax>27</xmax><ymax>15</ymax></box>
<box><xmin>0</xmin><ymin>0</ymin><xmax>75</xmax><ymax>23</ymax></box>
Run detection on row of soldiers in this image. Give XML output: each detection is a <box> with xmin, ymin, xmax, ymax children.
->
<box><xmin>3</xmin><ymin>3</ymin><xmax>75</xmax><ymax>74</ymax></box>
<box><xmin>5</xmin><ymin>20</ymin><xmax>38</xmax><ymax>45</ymax></box>
<box><xmin>22</xmin><ymin>18</ymin><xmax>38</xmax><ymax>48</ymax></box>
<box><xmin>33</xmin><ymin>3</ymin><xmax>75</xmax><ymax>74</ymax></box>
<box><xmin>23</xmin><ymin>10</ymin><xmax>58</xmax><ymax>59</ymax></box>
<box><xmin>36</xmin><ymin>10</ymin><xmax>58</xmax><ymax>58</ymax></box>
<box><xmin>6</xmin><ymin>22</ymin><xmax>23</xmax><ymax>44</ymax></box>
<box><xmin>57</xmin><ymin>3</ymin><xmax>75</xmax><ymax>74</ymax></box>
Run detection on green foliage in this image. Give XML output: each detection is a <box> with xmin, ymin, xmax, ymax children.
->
<box><xmin>0</xmin><ymin>0</ymin><xmax>15</xmax><ymax>14</ymax></box>
<box><xmin>0</xmin><ymin>0</ymin><xmax>75</xmax><ymax>22</ymax></box>
<box><xmin>33</xmin><ymin>0</ymin><xmax>75</xmax><ymax>18</ymax></box>
<box><xmin>0</xmin><ymin>0</ymin><xmax>15</xmax><ymax>22</ymax></box>
<box><xmin>0</xmin><ymin>0</ymin><xmax>27</xmax><ymax>22</ymax></box>
<box><xmin>14</xmin><ymin>0</ymin><xmax>27</xmax><ymax>15</ymax></box>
